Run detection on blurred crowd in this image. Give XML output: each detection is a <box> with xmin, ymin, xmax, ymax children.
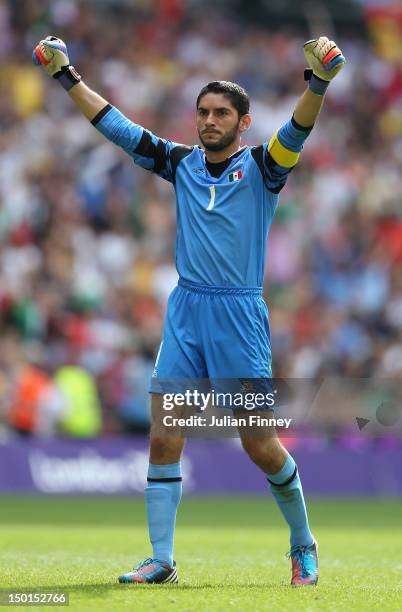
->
<box><xmin>1</xmin><ymin>0</ymin><xmax>402</xmax><ymax>436</ymax></box>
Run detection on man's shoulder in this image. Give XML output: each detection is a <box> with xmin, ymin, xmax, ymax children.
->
<box><xmin>170</xmin><ymin>142</ymin><xmax>197</xmax><ymax>159</ymax></box>
<box><xmin>169</xmin><ymin>143</ymin><xmax>198</xmax><ymax>174</ymax></box>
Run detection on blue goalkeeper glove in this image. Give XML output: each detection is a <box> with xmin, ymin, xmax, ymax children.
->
<box><xmin>32</xmin><ymin>36</ymin><xmax>81</xmax><ymax>91</ymax></box>
<box><xmin>303</xmin><ymin>36</ymin><xmax>346</xmax><ymax>95</ymax></box>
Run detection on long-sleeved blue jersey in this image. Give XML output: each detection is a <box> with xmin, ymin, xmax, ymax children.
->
<box><xmin>93</xmin><ymin>104</ymin><xmax>311</xmax><ymax>288</ymax></box>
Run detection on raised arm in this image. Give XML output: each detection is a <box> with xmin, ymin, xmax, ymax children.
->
<box><xmin>69</xmin><ymin>82</ymin><xmax>109</xmax><ymax>122</ymax></box>
<box><xmin>32</xmin><ymin>36</ymin><xmax>106</xmax><ymax>119</ymax></box>
<box><xmin>293</xmin><ymin>88</ymin><xmax>325</xmax><ymax>129</ymax></box>
<box><xmin>32</xmin><ymin>36</ymin><xmax>180</xmax><ymax>182</ymax></box>
<box><xmin>258</xmin><ymin>36</ymin><xmax>346</xmax><ymax>194</ymax></box>
<box><xmin>294</xmin><ymin>36</ymin><xmax>346</xmax><ymax>128</ymax></box>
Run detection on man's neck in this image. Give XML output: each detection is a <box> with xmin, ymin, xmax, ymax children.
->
<box><xmin>204</xmin><ymin>142</ymin><xmax>242</xmax><ymax>164</ymax></box>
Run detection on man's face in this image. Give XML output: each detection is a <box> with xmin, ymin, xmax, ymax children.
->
<box><xmin>197</xmin><ymin>93</ymin><xmax>245</xmax><ymax>152</ymax></box>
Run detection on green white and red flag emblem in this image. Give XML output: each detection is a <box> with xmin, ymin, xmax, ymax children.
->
<box><xmin>228</xmin><ymin>170</ymin><xmax>243</xmax><ymax>182</ymax></box>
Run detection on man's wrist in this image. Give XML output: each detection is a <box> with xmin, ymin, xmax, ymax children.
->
<box><xmin>54</xmin><ymin>65</ymin><xmax>82</xmax><ymax>91</ymax></box>
<box><xmin>304</xmin><ymin>69</ymin><xmax>329</xmax><ymax>96</ymax></box>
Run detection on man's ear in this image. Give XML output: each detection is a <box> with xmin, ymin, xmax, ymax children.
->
<box><xmin>239</xmin><ymin>113</ymin><xmax>252</xmax><ymax>133</ymax></box>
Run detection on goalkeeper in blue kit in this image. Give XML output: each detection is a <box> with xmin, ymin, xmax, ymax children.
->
<box><xmin>33</xmin><ymin>35</ymin><xmax>345</xmax><ymax>586</ymax></box>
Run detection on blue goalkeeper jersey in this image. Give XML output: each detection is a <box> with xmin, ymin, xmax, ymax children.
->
<box><xmin>93</xmin><ymin>104</ymin><xmax>311</xmax><ymax>288</ymax></box>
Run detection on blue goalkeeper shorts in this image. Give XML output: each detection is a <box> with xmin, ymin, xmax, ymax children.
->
<box><xmin>149</xmin><ymin>279</ymin><xmax>272</xmax><ymax>394</ymax></box>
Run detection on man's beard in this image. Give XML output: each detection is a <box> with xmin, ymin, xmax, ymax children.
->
<box><xmin>198</xmin><ymin>123</ymin><xmax>240</xmax><ymax>152</ymax></box>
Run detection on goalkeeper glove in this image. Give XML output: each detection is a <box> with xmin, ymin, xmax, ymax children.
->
<box><xmin>303</xmin><ymin>36</ymin><xmax>346</xmax><ymax>95</ymax></box>
<box><xmin>32</xmin><ymin>36</ymin><xmax>81</xmax><ymax>91</ymax></box>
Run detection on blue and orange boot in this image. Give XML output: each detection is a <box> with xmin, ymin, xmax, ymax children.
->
<box><xmin>288</xmin><ymin>541</ymin><xmax>318</xmax><ymax>586</ymax></box>
<box><xmin>118</xmin><ymin>558</ymin><xmax>178</xmax><ymax>584</ymax></box>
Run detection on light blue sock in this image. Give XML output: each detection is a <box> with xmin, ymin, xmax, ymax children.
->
<box><xmin>267</xmin><ymin>454</ymin><xmax>313</xmax><ymax>548</ymax></box>
<box><xmin>145</xmin><ymin>462</ymin><xmax>182</xmax><ymax>566</ymax></box>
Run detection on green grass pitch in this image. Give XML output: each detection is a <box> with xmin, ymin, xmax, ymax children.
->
<box><xmin>0</xmin><ymin>496</ymin><xmax>401</xmax><ymax>611</ymax></box>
